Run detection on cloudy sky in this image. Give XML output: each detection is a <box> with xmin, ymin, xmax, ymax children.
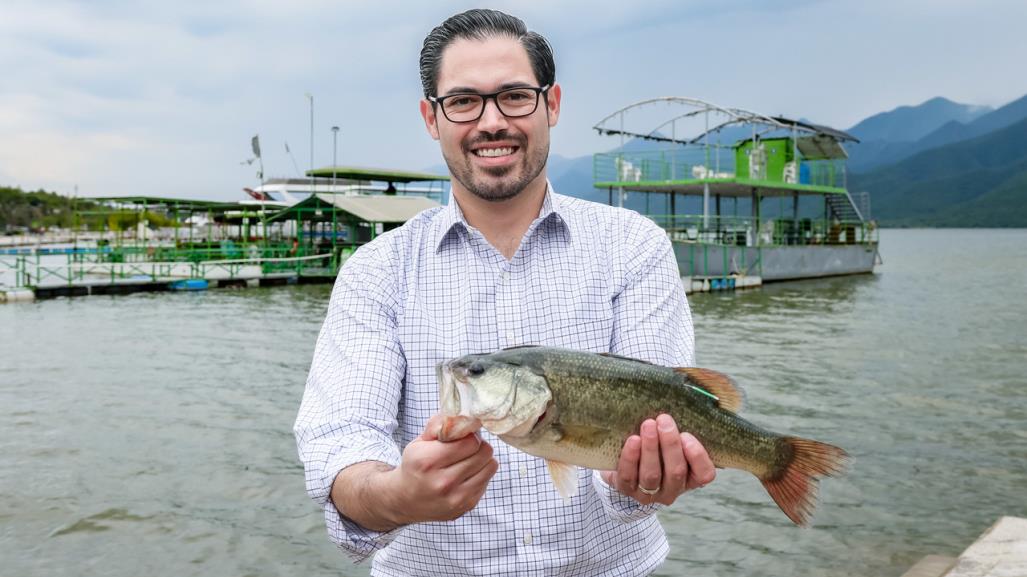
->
<box><xmin>2</xmin><ymin>0</ymin><xmax>1025</xmax><ymax>200</ymax></box>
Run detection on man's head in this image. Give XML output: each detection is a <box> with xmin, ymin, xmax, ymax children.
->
<box><xmin>419</xmin><ymin>9</ymin><xmax>561</xmax><ymax>203</ymax></box>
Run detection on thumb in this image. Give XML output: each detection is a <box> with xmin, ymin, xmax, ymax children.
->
<box><xmin>421</xmin><ymin>413</ymin><xmax>446</xmax><ymax>441</ymax></box>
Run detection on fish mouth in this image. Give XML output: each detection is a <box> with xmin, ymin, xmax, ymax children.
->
<box><xmin>437</xmin><ymin>360</ymin><xmax>462</xmax><ymax>417</ymax></box>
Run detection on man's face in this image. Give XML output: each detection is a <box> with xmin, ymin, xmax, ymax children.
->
<box><xmin>420</xmin><ymin>36</ymin><xmax>561</xmax><ymax>202</ymax></box>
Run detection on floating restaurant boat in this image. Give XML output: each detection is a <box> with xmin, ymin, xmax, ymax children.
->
<box><xmin>592</xmin><ymin>98</ymin><xmax>879</xmax><ymax>290</ymax></box>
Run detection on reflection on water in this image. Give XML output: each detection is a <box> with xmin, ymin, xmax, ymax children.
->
<box><xmin>1</xmin><ymin>230</ymin><xmax>1025</xmax><ymax>577</ymax></box>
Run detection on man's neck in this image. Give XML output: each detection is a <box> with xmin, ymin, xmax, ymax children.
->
<box><xmin>453</xmin><ymin>176</ymin><xmax>548</xmax><ymax>260</ymax></box>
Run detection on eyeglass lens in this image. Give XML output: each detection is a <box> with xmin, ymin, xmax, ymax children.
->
<box><xmin>442</xmin><ymin>88</ymin><xmax>541</xmax><ymax>122</ymax></box>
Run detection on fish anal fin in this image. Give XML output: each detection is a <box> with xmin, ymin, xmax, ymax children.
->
<box><xmin>675</xmin><ymin>368</ymin><xmax>745</xmax><ymax>412</ymax></box>
<box><xmin>761</xmin><ymin>437</ymin><xmax>849</xmax><ymax>526</ymax></box>
<box><xmin>545</xmin><ymin>460</ymin><xmax>579</xmax><ymax>501</ymax></box>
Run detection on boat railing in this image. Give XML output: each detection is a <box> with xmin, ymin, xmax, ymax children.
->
<box><xmin>594</xmin><ymin>149</ymin><xmax>847</xmax><ymax>188</ymax></box>
<box><xmin>2</xmin><ymin>245</ymin><xmax>353</xmax><ymax>290</ymax></box>
<box><xmin>646</xmin><ymin>214</ymin><xmax>878</xmax><ymax>247</ymax></box>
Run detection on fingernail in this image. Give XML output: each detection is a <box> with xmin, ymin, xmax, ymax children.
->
<box><xmin>658</xmin><ymin>415</ymin><xmax>674</xmax><ymax>432</ymax></box>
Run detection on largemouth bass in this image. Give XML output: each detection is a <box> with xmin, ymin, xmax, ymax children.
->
<box><xmin>436</xmin><ymin>346</ymin><xmax>848</xmax><ymax>526</ymax></box>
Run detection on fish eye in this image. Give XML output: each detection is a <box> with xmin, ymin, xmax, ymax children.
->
<box><xmin>468</xmin><ymin>362</ymin><xmax>485</xmax><ymax>376</ymax></box>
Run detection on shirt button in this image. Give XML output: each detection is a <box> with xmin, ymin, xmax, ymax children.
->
<box><xmin>507</xmin><ymin>332</ymin><xmax>516</xmax><ymax>344</ymax></box>
<box><xmin>523</xmin><ymin>533</ymin><xmax>533</xmax><ymax>545</ymax></box>
<box><xmin>519</xmin><ymin>465</ymin><xmax>528</xmax><ymax>478</ymax></box>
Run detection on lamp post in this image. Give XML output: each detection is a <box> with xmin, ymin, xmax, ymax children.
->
<box><xmin>305</xmin><ymin>92</ymin><xmax>314</xmax><ymax>192</ymax></box>
<box><xmin>331</xmin><ymin>126</ymin><xmax>340</xmax><ymax>194</ymax></box>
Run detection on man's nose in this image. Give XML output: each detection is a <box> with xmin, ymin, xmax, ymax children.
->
<box><xmin>476</xmin><ymin>97</ymin><xmax>509</xmax><ymax>132</ymax></box>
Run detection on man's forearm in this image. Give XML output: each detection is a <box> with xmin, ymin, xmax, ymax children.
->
<box><xmin>330</xmin><ymin>461</ymin><xmax>405</xmax><ymax>532</ymax></box>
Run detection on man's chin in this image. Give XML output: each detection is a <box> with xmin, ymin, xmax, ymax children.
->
<box><xmin>468</xmin><ymin>182</ymin><xmax>523</xmax><ymax>202</ymax></box>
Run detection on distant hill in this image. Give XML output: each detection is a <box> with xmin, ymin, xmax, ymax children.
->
<box><xmin>904</xmin><ymin>93</ymin><xmax>1027</xmax><ymax>155</ymax></box>
<box><xmin>849</xmin><ymin>116</ymin><xmax>1027</xmax><ymax>227</ymax></box>
<box><xmin>847</xmin><ymin>97</ymin><xmax>992</xmax><ymax>143</ymax></box>
<box><xmin>847</xmin><ymin>94</ymin><xmax>1027</xmax><ymax>172</ymax></box>
<box><xmin>1</xmin><ymin>186</ymin><xmax>82</xmax><ymax>230</ymax></box>
<box><xmin>845</xmin><ymin>97</ymin><xmax>993</xmax><ymax>172</ymax></box>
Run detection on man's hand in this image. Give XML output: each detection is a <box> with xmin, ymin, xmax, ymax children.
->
<box><xmin>330</xmin><ymin>414</ymin><xmax>497</xmax><ymax>532</ymax></box>
<box><xmin>600</xmin><ymin>414</ymin><xmax>715</xmax><ymax>506</ymax></box>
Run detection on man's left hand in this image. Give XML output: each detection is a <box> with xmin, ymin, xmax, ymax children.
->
<box><xmin>600</xmin><ymin>414</ymin><xmax>715</xmax><ymax>506</ymax></box>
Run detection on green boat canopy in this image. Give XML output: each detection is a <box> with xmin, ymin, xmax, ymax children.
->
<box><xmin>306</xmin><ymin>166</ymin><xmax>450</xmax><ymax>183</ymax></box>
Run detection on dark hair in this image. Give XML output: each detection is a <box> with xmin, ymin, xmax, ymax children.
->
<box><xmin>419</xmin><ymin>9</ymin><xmax>556</xmax><ymax>99</ymax></box>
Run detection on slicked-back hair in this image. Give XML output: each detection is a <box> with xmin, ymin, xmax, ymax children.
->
<box><xmin>419</xmin><ymin>9</ymin><xmax>556</xmax><ymax>99</ymax></box>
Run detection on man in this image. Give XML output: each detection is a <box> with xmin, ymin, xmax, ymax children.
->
<box><xmin>294</xmin><ymin>9</ymin><xmax>715</xmax><ymax>575</ymax></box>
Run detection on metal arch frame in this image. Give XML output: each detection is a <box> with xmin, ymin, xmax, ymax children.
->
<box><xmin>592</xmin><ymin>96</ymin><xmax>793</xmax><ymax>144</ymax></box>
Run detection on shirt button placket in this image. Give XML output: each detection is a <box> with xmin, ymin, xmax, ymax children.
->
<box><xmin>498</xmin><ymin>265</ymin><xmax>516</xmax><ymax>347</ymax></box>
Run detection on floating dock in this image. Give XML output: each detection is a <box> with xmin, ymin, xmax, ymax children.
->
<box><xmin>683</xmin><ymin>274</ymin><xmax>762</xmax><ymax>294</ymax></box>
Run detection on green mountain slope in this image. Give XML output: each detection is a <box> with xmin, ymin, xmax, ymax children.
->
<box><xmin>849</xmin><ymin>117</ymin><xmax>1027</xmax><ymax>226</ymax></box>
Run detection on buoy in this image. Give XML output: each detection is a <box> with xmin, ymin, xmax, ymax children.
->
<box><xmin>169</xmin><ymin>279</ymin><xmax>209</xmax><ymax>291</ymax></box>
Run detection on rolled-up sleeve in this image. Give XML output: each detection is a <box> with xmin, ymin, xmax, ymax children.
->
<box><xmin>293</xmin><ymin>244</ymin><xmax>406</xmax><ymax>560</ymax></box>
<box><xmin>590</xmin><ymin>469</ymin><xmax>664</xmax><ymax>523</ymax></box>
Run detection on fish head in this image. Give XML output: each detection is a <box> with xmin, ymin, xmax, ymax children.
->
<box><xmin>437</xmin><ymin>353</ymin><xmax>551</xmax><ymax>438</ymax></box>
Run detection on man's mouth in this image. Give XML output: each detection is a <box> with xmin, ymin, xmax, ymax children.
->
<box><xmin>472</xmin><ymin>146</ymin><xmax>518</xmax><ymax>158</ymax></box>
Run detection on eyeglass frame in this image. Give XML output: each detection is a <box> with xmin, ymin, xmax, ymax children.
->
<box><xmin>428</xmin><ymin>84</ymin><xmax>551</xmax><ymax>123</ymax></box>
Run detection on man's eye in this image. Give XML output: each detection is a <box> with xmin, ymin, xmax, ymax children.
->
<box><xmin>504</xmin><ymin>91</ymin><xmax>531</xmax><ymax>102</ymax></box>
<box><xmin>448</xmin><ymin>96</ymin><xmax>479</xmax><ymax>107</ymax></box>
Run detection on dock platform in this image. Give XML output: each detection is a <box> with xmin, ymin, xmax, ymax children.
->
<box><xmin>902</xmin><ymin>517</ymin><xmax>1027</xmax><ymax>577</ymax></box>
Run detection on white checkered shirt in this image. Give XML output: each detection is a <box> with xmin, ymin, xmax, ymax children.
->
<box><xmin>294</xmin><ymin>185</ymin><xmax>695</xmax><ymax>576</ymax></box>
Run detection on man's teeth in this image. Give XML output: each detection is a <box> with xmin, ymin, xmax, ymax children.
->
<box><xmin>475</xmin><ymin>147</ymin><xmax>514</xmax><ymax>158</ymax></box>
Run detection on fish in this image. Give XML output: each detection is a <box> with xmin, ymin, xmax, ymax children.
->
<box><xmin>436</xmin><ymin>345</ymin><xmax>848</xmax><ymax>526</ymax></box>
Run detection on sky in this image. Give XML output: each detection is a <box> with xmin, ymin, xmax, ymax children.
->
<box><xmin>1</xmin><ymin>0</ymin><xmax>1025</xmax><ymax>200</ymax></box>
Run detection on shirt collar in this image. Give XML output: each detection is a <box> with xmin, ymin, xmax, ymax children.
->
<box><xmin>433</xmin><ymin>181</ymin><xmax>569</xmax><ymax>252</ymax></box>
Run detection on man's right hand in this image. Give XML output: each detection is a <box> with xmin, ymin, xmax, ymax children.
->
<box><xmin>330</xmin><ymin>414</ymin><xmax>498</xmax><ymax>531</ymax></box>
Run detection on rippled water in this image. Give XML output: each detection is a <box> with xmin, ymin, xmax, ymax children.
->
<box><xmin>2</xmin><ymin>229</ymin><xmax>1025</xmax><ymax>577</ymax></box>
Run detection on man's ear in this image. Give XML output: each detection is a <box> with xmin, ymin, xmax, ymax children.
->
<box><xmin>544</xmin><ymin>83</ymin><xmax>562</xmax><ymax>128</ymax></box>
<box><xmin>420</xmin><ymin>99</ymin><xmax>440</xmax><ymax>140</ymax></box>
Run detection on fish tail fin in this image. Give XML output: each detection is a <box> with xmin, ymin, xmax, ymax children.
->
<box><xmin>760</xmin><ymin>437</ymin><xmax>848</xmax><ymax>527</ymax></box>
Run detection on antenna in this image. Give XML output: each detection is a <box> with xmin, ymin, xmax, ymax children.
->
<box><xmin>284</xmin><ymin>141</ymin><xmax>303</xmax><ymax>177</ymax></box>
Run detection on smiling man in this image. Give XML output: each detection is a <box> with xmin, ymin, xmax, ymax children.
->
<box><xmin>295</xmin><ymin>9</ymin><xmax>714</xmax><ymax>576</ymax></box>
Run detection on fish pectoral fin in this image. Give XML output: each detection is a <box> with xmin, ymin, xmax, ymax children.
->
<box><xmin>545</xmin><ymin>459</ymin><xmax>579</xmax><ymax>501</ymax></box>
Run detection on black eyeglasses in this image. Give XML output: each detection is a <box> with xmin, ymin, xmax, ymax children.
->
<box><xmin>429</xmin><ymin>85</ymin><xmax>550</xmax><ymax>123</ymax></box>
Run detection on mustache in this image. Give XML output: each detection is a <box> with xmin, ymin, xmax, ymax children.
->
<box><xmin>465</xmin><ymin>130</ymin><xmax>526</xmax><ymax>148</ymax></box>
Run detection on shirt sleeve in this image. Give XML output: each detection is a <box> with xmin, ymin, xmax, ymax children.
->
<box><xmin>293</xmin><ymin>242</ymin><xmax>407</xmax><ymax>561</ymax></box>
<box><xmin>592</xmin><ymin>213</ymin><xmax>695</xmax><ymax>522</ymax></box>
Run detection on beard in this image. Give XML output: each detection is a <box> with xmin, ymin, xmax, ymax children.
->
<box><xmin>443</xmin><ymin>130</ymin><xmax>549</xmax><ymax>202</ymax></box>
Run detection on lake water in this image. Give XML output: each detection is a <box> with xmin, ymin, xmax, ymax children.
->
<box><xmin>2</xmin><ymin>228</ymin><xmax>1025</xmax><ymax>576</ymax></box>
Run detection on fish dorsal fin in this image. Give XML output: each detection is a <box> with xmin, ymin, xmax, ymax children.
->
<box><xmin>598</xmin><ymin>352</ymin><xmax>656</xmax><ymax>365</ymax></box>
<box><xmin>545</xmin><ymin>459</ymin><xmax>579</xmax><ymax>501</ymax></box>
<box><xmin>674</xmin><ymin>368</ymin><xmax>745</xmax><ymax>413</ymax></box>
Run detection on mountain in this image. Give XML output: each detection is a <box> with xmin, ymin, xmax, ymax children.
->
<box><xmin>849</xmin><ymin>116</ymin><xmax>1027</xmax><ymax>226</ymax></box>
<box><xmin>846</xmin><ymin>97</ymin><xmax>992</xmax><ymax>143</ymax></box>
<box><xmin>847</xmin><ymin>95</ymin><xmax>1027</xmax><ymax>173</ymax></box>
<box><xmin>845</xmin><ymin>97</ymin><xmax>993</xmax><ymax>172</ymax></box>
<box><xmin>905</xmin><ymin>93</ymin><xmax>1027</xmax><ymax>154</ymax></box>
